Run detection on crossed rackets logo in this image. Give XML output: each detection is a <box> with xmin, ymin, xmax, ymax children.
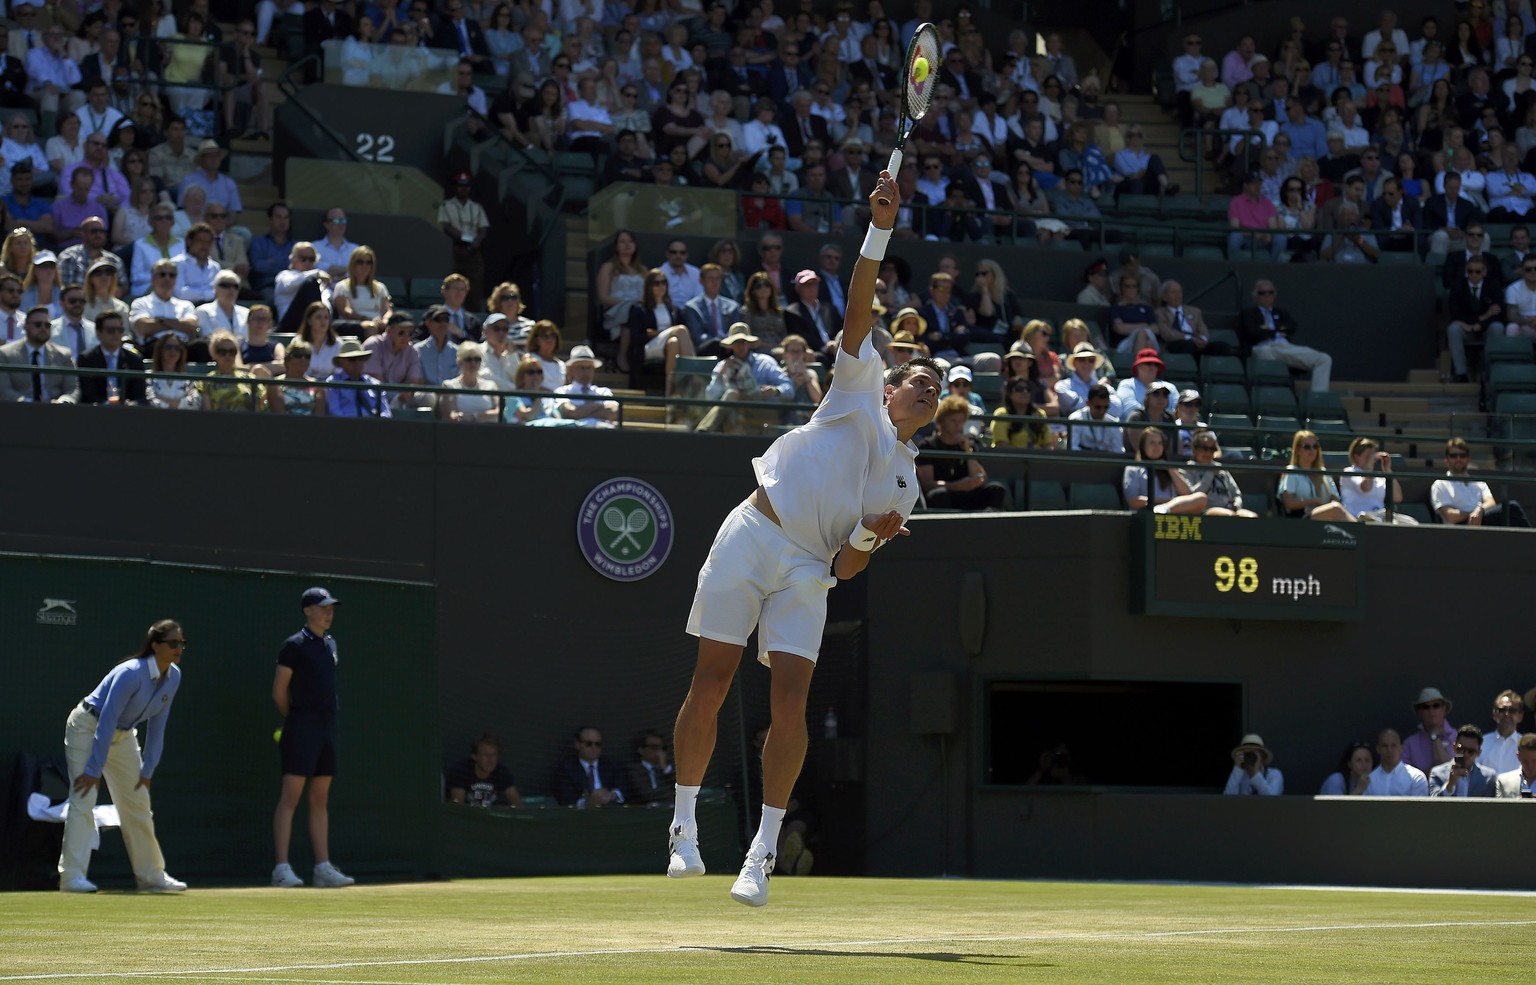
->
<box><xmin>603</xmin><ymin>506</ymin><xmax>651</xmax><ymax>552</ymax></box>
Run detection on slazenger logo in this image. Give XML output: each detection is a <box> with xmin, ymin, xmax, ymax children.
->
<box><xmin>37</xmin><ymin>598</ymin><xmax>79</xmax><ymax>626</ymax></box>
<box><xmin>1321</xmin><ymin>524</ymin><xmax>1357</xmax><ymax>547</ymax></box>
<box><xmin>576</xmin><ymin>477</ymin><xmax>674</xmax><ymax>582</ymax></box>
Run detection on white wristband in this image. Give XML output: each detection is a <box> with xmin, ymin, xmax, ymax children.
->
<box><xmin>848</xmin><ymin>519</ymin><xmax>880</xmax><ymax>552</ymax></box>
<box><xmin>860</xmin><ymin>225</ymin><xmax>892</xmax><ymax>262</ymax></box>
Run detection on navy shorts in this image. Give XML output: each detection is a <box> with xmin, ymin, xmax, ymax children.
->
<box><xmin>279</xmin><ymin>713</ymin><xmax>338</xmax><ymax>778</ymax></box>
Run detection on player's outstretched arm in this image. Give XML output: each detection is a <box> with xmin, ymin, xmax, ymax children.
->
<box><xmin>839</xmin><ymin>171</ymin><xmax>900</xmax><ymax>359</ymax></box>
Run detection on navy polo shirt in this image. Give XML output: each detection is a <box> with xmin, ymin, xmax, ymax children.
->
<box><xmin>277</xmin><ymin>626</ymin><xmax>338</xmax><ymax>714</ymax></box>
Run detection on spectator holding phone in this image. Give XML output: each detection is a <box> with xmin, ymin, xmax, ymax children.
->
<box><xmin>1428</xmin><ymin>724</ymin><xmax>1497</xmax><ymax>797</ymax></box>
<box><xmin>1223</xmin><ymin>734</ymin><xmax>1283</xmax><ymax>795</ymax></box>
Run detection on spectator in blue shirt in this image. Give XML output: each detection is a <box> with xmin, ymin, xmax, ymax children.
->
<box><xmin>249</xmin><ymin>201</ymin><xmax>294</xmax><ymax>295</ymax></box>
<box><xmin>176</xmin><ymin>139</ymin><xmax>244</xmax><ymax>215</ymax></box>
<box><xmin>59</xmin><ymin>618</ymin><xmax>188</xmax><ymax>894</ymax></box>
<box><xmin>4</xmin><ymin>161</ymin><xmax>55</xmax><ymax>242</ymax></box>
<box><xmin>1279</xmin><ymin>100</ymin><xmax>1327</xmax><ymax>161</ymax></box>
<box><xmin>325</xmin><ymin>337</ymin><xmax>391</xmax><ymax>417</ymax></box>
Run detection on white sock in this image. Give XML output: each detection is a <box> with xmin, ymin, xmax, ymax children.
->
<box><xmin>672</xmin><ymin>784</ymin><xmax>700</xmax><ymax>831</ymax></box>
<box><xmin>753</xmin><ymin>804</ymin><xmax>786</xmax><ymax>857</ymax></box>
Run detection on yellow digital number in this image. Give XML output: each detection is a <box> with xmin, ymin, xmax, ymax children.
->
<box><xmin>1214</xmin><ymin>555</ymin><xmax>1235</xmax><ymax>592</ymax></box>
<box><xmin>1214</xmin><ymin>555</ymin><xmax>1260</xmax><ymax>593</ymax></box>
<box><xmin>1237</xmin><ymin>556</ymin><xmax>1259</xmax><ymax>594</ymax></box>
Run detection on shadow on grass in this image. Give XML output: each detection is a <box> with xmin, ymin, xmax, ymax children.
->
<box><xmin>685</xmin><ymin>945</ymin><xmax>1054</xmax><ymax>967</ymax></box>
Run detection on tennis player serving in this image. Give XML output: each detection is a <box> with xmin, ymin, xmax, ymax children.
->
<box><xmin>668</xmin><ymin>172</ymin><xmax>941</xmax><ymax>907</ymax></box>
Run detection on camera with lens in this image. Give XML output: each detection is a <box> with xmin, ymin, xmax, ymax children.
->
<box><xmin>1241</xmin><ymin>750</ymin><xmax>1259</xmax><ymax>768</ymax></box>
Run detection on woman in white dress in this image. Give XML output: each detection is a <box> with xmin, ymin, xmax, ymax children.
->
<box><xmin>438</xmin><ymin>341</ymin><xmax>502</xmax><ymax>423</ymax></box>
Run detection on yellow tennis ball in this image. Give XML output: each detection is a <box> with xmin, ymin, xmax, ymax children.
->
<box><xmin>912</xmin><ymin>56</ymin><xmax>930</xmax><ymax>82</ymax></box>
<box><xmin>273</xmin><ymin>728</ymin><xmax>283</xmax><ymax>743</ymax></box>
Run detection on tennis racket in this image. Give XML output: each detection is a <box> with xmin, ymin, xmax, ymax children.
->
<box><xmin>879</xmin><ymin>22</ymin><xmax>940</xmax><ymax>206</ymax></box>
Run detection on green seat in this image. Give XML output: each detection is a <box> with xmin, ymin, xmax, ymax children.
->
<box><xmin>1182</xmin><ymin>244</ymin><xmax>1228</xmax><ymax>260</ymax></box>
<box><xmin>1208</xmin><ymin>412</ymin><xmax>1256</xmax><ymax>444</ymax></box>
<box><xmin>408</xmin><ymin>276</ymin><xmax>444</xmax><ymax>307</ymax></box>
<box><xmin>970</xmin><ymin>371</ymin><xmax>1003</xmax><ymax>406</ymax></box>
<box><xmin>1207</xmin><ymin>328</ymin><xmax>1241</xmax><ymax>349</ymax></box>
<box><xmin>1302</xmin><ymin>390</ymin><xmax>1349</xmax><ymax>424</ymax></box>
<box><xmin>1377</xmin><ymin>250</ymin><xmax>1420</xmax><ymax>265</ymax></box>
<box><xmin>1201</xmin><ymin>354</ymin><xmax>1247</xmax><ymax>386</ymax></box>
<box><xmin>674</xmin><ymin>355</ymin><xmax>715</xmax><ymax>378</ymax></box>
<box><xmin>1048</xmin><ymin>238</ymin><xmax>1085</xmax><ymax>251</ymax></box>
<box><xmin>1247</xmin><ymin>359</ymin><xmax>1294</xmax><ymax>389</ymax></box>
<box><xmin>1487</xmin><ymin>363</ymin><xmax>1536</xmax><ymax>406</ymax></box>
<box><xmin>553</xmin><ymin>150</ymin><xmax>597</xmax><ymax>175</ymax></box>
<box><xmin>1116</xmin><ymin>194</ymin><xmax>1162</xmax><ymax>216</ymax></box>
<box><xmin>1108</xmin><ymin>349</ymin><xmax>1133</xmax><ymax>378</ymax></box>
<box><xmin>1495</xmin><ymin>392</ymin><xmax>1536</xmax><ymax>414</ymax></box>
<box><xmin>1138</xmin><ymin>242</ymin><xmax>1176</xmax><ymax>257</ymax></box>
<box><xmin>1256</xmin><ymin>415</ymin><xmax>1301</xmax><ymax>454</ymax></box>
<box><xmin>1028</xmin><ymin>480</ymin><xmax>1068</xmax><ymax>511</ymax></box>
<box><xmin>1485</xmin><ymin>335</ymin><xmax>1533</xmax><ymax>366</ymax></box>
<box><xmin>1397</xmin><ymin>501</ymin><xmax>1433</xmax><ymax>524</ymax></box>
<box><xmin>1308</xmin><ymin>418</ymin><xmax>1354</xmax><ymax>451</ymax></box>
<box><xmin>1206</xmin><ymin>383</ymin><xmax>1251</xmax><ymax>416</ymax></box>
<box><xmin>967</xmin><ymin>341</ymin><xmax>1007</xmax><ymax>356</ymax></box>
<box><xmin>1162</xmin><ymin>352</ymin><xmax>1198</xmax><ymax>381</ymax></box>
<box><xmin>1253</xmin><ymin>385</ymin><xmax>1299</xmax><ymax>416</ymax></box>
<box><xmin>1243</xmin><ymin>491</ymin><xmax>1271</xmax><ymax>518</ymax></box>
<box><xmin>1069</xmin><ymin>482</ymin><xmax>1124</xmax><ymax>511</ymax></box>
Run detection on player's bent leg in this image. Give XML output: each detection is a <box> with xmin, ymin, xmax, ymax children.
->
<box><xmin>669</xmin><ymin>636</ymin><xmax>743</xmax><ymax>878</ymax></box>
<box><xmin>732</xmin><ymin>651</ymin><xmax>814</xmax><ymax>907</ymax></box>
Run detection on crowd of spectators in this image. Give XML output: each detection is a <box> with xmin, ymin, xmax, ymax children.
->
<box><xmin>1226</xmin><ymin>686</ymin><xmax>1536</xmax><ymax>799</ymax></box>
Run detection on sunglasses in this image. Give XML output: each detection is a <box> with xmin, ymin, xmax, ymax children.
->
<box><xmin>214</xmin><ymin>346</ymin><xmax>237</xmax><ymax>355</ymax></box>
<box><xmin>461</xmin><ymin>356</ymin><xmax>482</xmax><ymax>363</ymax></box>
<box><xmin>1447</xmin><ymin>450</ymin><xmax>1470</xmax><ymax>459</ymax></box>
<box><xmin>1299</xmin><ymin>442</ymin><xmax>1319</xmax><ymax>450</ymax></box>
<box><xmin>159</xmin><ymin>639</ymin><xmax>187</xmax><ymax>649</ymax></box>
<box><xmin>155</xmin><ymin>271</ymin><xmax>177</xmax><ymax>278</ymax></box>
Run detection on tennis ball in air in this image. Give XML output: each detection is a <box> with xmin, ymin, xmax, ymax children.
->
<box><xmin>912</xmin><ymin>56</ymin><xmax>930</xmax><ymax>82</ymax></box>
<box><xmin>273</xmin><ymin>728</ymin><xmax>283</xmax><ymax>743</ymax></box>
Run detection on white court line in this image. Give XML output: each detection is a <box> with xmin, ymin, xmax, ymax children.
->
<box><xmin>5</xmin><ymin>918</ymin><xmax>1536</xmax><ymax>982</ymax></box>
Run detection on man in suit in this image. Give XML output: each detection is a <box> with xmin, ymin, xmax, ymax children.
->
<box><xmin>1156</xmin><ymin>279</ymin><xmax>1231</xmax><ymax>358</ymax></box>
<box><xmin>0</xmin><ymin>304</ymin><xmax>78</xmax><ymax>402</ymax></box>
<box><xmin>302</xmin><ymin>0</ymin><xmax>354</xmax><ymax>80</ymax></box>
<box><xmin>554</xmin><ymin>726</ymin><xmax>625</xmax><ymax>809</ymax></box>
<box><xmin>49</xmin><ymin>284</ymin><xmax>94</xmax><ymax>360</ymax></box>
<box><xmin>681</xmin><ymin>263</ymin><xmax>742</xmax><ymax>357</ymax></box>
<box><xmin>77</xmin><ymin>26</ymin><xmax>128</xmax><ymax>90</ymax></box>
<box><xmin>1492</xmin><ymin>732</ymin><xmax>1536</xmax><ymax>798</ymax></box>
<box><xmin>827</xmin><ymin>140</ymin><xmax>876</xmax><ymax>202</ymax></box>
<box><xmin>624</xmin><ymin>730</ymin><xmax>675</xmax><ymax>808</ymax></box>
<box><xmin>1442</xmin><ymin>222</ymin><xmax>1500</xmax><ymax>293</ymax></box>
<box><xmin>76</xmin><ymin>311</ymin><xmax>144</xmax><ymax>404</ymax></box>
<box><xmin>936</xmin><ymin>48</ymin><xmax>984</xmax><ymax>111</ymax></box>
<box><xmin>439</xmin><ymin>273</ymin><xmax>482</xmax><ymax>342</ymax></box>
<box><xmin>918</xmin><ymin>271</ymin><xmax>972</xmax><ymax>361</ymax></box>
<box><xmin>1446</xmin><ymin>256</ymin><xmax>1503</xmax><ymax>382</ymax></box>
<box><xmin>765</xmin><ymin>47</ymin><xmax>811</xmax><ymax>107</ymax></box>
<box><xmin>781</xmin><ymin>90</ymin><xmax>830</xmax><ymax>160</ymax></box>
<box><xmin>707</xmin><ymin>45</ymin><xmax>764</xmax><ymax>109</ymax></box>
<box><xmin>506</xmin><ymin>23</ymin><xmax>548</xmax><ymax>91</ymax></box>
<box><xmin>1424</xmin><ymin>171</ymin><xmax>1482</xmax><ymax>258</ymax></box>
<box><xmin>1429</xmin><ymin>725</ymin><xmax>1498</xmax><ymax>797</ymax></box>
<box><xmin>781</xmin><ymin>269</ymin><xmax>833</xmax><ymax>350</ymax></box>
<box><xmin>1366</xmin><ymin>177</ymin><xmax>1421</xmax><ymax>253</ymax></box>
<box><xmin>1240</xmin><ymin>279</ymin><xmax>1332</xmax><ymax>391</ymax></box>
<box><xmin>1503</xmin><ymin>225</ymin><xmax>1533</xmax><ymax>285</ymax></box>
<box><xmin>433</xmin><ymin>0</ymin><xmax>491</xmax><ymax>71</ymax></box>
<box><xmin>848</xmin><ymin>35</ymin><xmax>895</xmax><ymax>96</ymax></box>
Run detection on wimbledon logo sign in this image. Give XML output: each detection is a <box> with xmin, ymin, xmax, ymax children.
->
<box><xmin>576</xmin><ymin>477</ymin><xmax>674</xmax><ymax>582</ymax></box>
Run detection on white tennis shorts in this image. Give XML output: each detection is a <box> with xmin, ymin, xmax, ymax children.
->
<box><xmin>686</xmin><ymin>500</ymin><xmax>836</xmax><ymax>665</ymax></box>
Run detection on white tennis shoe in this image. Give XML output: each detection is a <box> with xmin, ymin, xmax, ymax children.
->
<box><xmin>667</xmin><ymin>822</ymin><xmax>705</xmax><ymax>878</ymax></box>
<box><xmin>312</xmin><ymin>861</ymin><xmax>355</xmax><ymax>888</ymax></box>
<box><xmin>729</xmin><ymin>848</ymin><xmax>775</xmax><ymax>907</ymax></box>
<box><xmin>59</xmin><ymin>876</ymin><xmax>97</xmax><ymax>893</ymax></box>
<box><xmin>138</xmin><ymin>872</ymin><xmax>187</xmax><ymax>893</ymax></box>
<box><xmin>271</xmin><ymin>863</ymin><xmax>303</xmax><ymax>888</ymax></box>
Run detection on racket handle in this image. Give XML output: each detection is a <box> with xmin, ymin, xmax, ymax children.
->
<box><xmin>878</xmin><ymin>147</ymin><xmax>904</xmax><ymax>205</ymax></box>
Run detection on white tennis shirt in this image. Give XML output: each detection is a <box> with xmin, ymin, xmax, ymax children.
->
<box><xmin>752</xmin><ymin>335</ymin><xmax>920</xmax><ymax>562</ymax></box>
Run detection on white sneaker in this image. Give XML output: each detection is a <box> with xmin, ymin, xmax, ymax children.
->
<box><xmin>271</xmin><ymin>863</ymin><xmax>303</xmax><ymax>888</ymax></box>
<box><xmin>59</xmin><ymin>876</ymin><xmax>97</xmax><ymax>893</ymax></box>
<box><xmin>312</xmin><ymin>861</ymin><xmax>355</xmax><ymax>888</ymax></box>
<box><xmin>667</xmin><ymin>822</ymin><xmax>705</xmax><ymax>878</ymax></box>
<box><xmin>138</xmin><ymin>873</ymin><xmax>187</xmax><ymax>893</ymax></box>
<box><xmin>729</xmin><ymin>849</ymin><xmax>775</xmax><ymax>907</ymax></box>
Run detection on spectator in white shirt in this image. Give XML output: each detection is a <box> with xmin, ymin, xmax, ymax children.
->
<box><xmin>1172</xmin><ymin>33</ymin><xmax>1205</xmax><ymax>94</ymax></box>
<box><xmin>1361</xmin><ymin>10</ymin><xmax>1410</xmax><ymax>61</ymax></box>
<box><xmin>1504</xmin><ymin>254</ymin><xmax>1536</xmax><ymax>338</ymax></box>
<box><xmin>75</xmin><ymin>80</ymin><xmax>126</xmax><ymax>138</ymax></box>
<box><xmin>129</xmin><ymin>258</ymin><xmax>199</xmax><ymax>352</ymax></box>
<box><xmin>1430</xmin><ymin>436</ymin><xmax>1530</xmax><ymax>525</ymax></box>
<box><xmin>0</xmin><ymin>114</ymin><xmax>54</xmax><ymax>191</ymax></box>
<box><xmin>566</xmin><ymin>76</ymin><xmax>614</xmax><ymax>154</ymax></box>
<box><xmin>195</xmin><ymin>270</ymin><xmax>249</xmax><ymax>339</ymax></box>
<box><xmin>314</xmin><ymin>207</ymin><xmax>359</xmax><ymax>279</ymax></box>
<box><xmin>739</xmin><ymin>99</ymin><xmax>787</xmax><ymax>156</ymax></box>
<box><xmin>172</xmin><ymin>224</ymin><xmax>223</xmax><ymax>304</ymax></box>
<box><xmin>1364</xmin><ymin>728</ymin><xmax>1428</xmax><ymax>796</ymax></box>
<box><xmin>1480</xmin><ymin>690</ymin><xmax>1527</xmax><ymax>775</ymax></box>
<box><xmin>661</xmin><ymin>238</ymin><xmax>702</xmax><ymax>306</ymax></box>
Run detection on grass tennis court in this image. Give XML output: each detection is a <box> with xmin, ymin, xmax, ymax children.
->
<box><xmin>3</xmin><ymin>876</ymin><xmax>1533</xmax><ymax>984</ymax></box>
